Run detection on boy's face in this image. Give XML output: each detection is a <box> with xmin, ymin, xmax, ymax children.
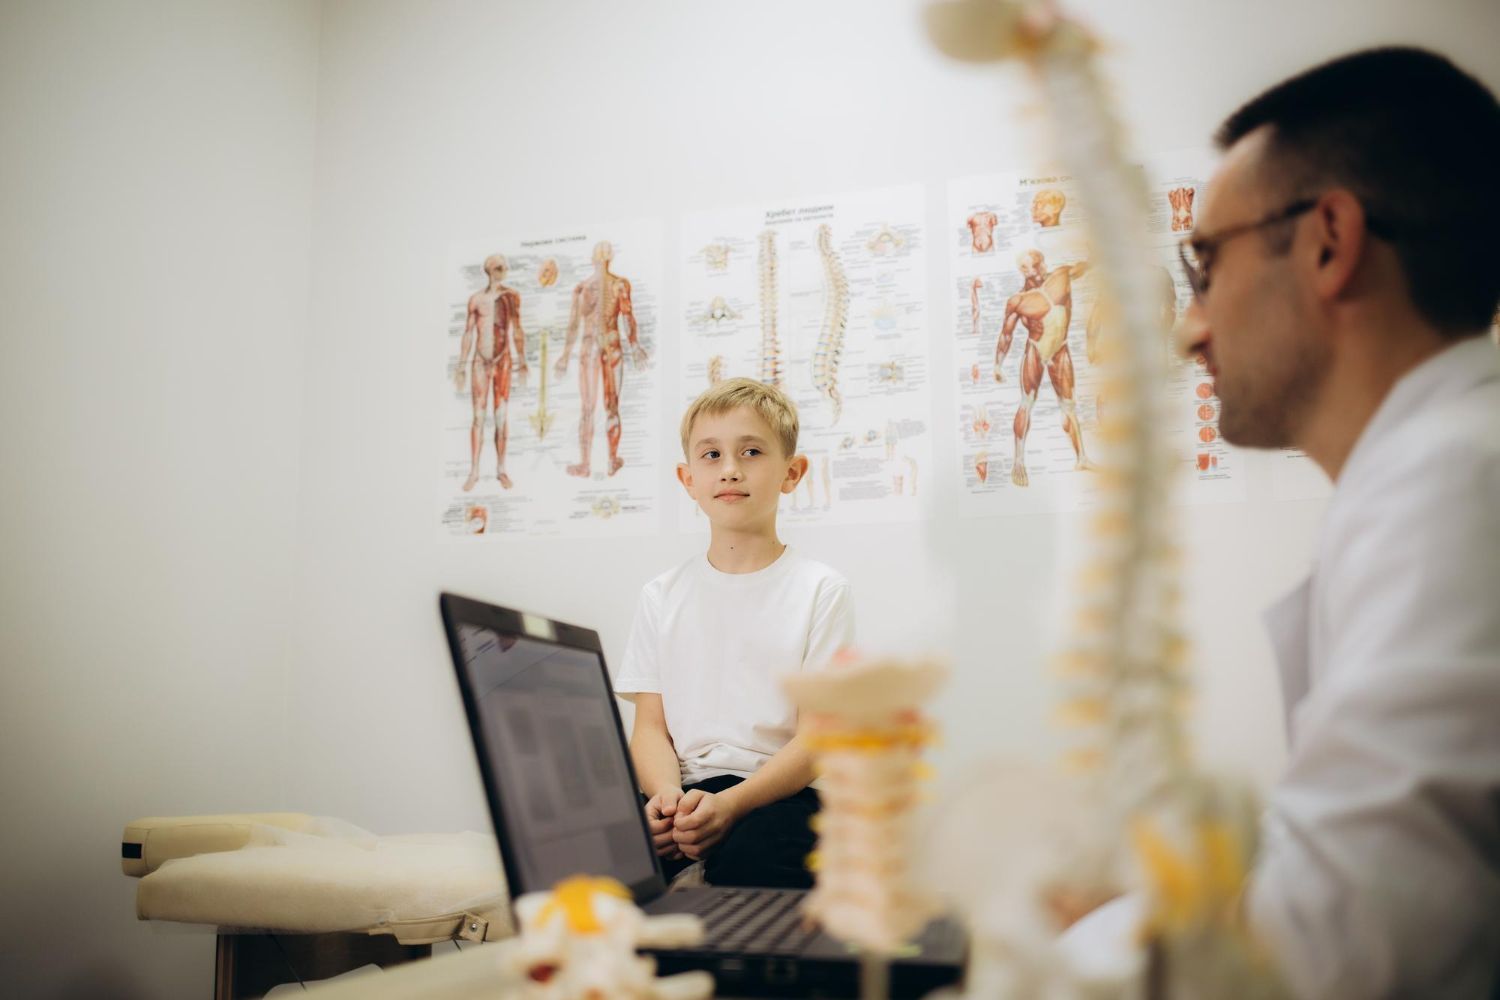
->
<box><xmin>677</xmin><ymin>406</ymin><xmax>806</xmax><ymax>530</ymax></box>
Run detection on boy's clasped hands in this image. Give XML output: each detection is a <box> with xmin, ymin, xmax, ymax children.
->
<box><xmin>645</xmin><ymin>787</ymin><xmax>741</xmax><ymax>862</ymax></box>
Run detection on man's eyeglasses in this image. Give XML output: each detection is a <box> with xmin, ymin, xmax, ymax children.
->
<box><xmin>1176</xmin><ymin>199</ymin><xmax>1317</xmax><ymax>300</ymax></box>
<box><xmin>1177</xmin><ymin>197</ymin><xmax>1399</xmax><ymax>300</ymax></box>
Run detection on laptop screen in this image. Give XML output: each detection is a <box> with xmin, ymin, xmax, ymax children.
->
<box><xmin>453</xmin><ymin>620</ymin><xmax>658</xmax><ymax>895</ymax></box>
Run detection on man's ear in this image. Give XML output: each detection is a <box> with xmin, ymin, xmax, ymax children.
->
<box><xmin>780</xmin><ymin>454</ymin><xmax>811</xmax><ymax>494</ymax></box>
<box><xmin>676</xmin><ymin>462</ymin><xmax>695</xmax><ymax>497</ymax></box>
<box><xmin>1310</xmin><ymin>189</ymin><xmax>1367</xmax><ymax>302</ymax></box>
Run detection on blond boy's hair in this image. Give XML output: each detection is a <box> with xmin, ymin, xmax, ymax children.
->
<box><xmin>679</xmin><ymin>378</ymin><xmax>799</xmax><ymax>459</ymax></box>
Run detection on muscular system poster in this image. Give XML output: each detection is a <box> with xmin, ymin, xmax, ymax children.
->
<box><xmin>439</xmin><ymin>220</ymin><xmax>664</xmax><ymax>538</ymax></box>
<box><xmin>949</xmin><ymin>153</ymin><xmax>1254</xmax><ymax>515</ymax></box>
<box><xmin>678</xmin><ymin>184</ymin><xmax>932</xmax><ymax>529</ymax></box>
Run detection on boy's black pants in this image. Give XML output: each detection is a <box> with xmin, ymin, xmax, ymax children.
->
<box><xmin>650</xmin><ymin>774</ymin><xmax>819</xmax><ymax>889</ymax></box>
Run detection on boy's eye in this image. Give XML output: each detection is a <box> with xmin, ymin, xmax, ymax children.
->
<box><xmin>702</xmin><ymin>449</ymin><xmax>720</xmax><ymax>460</ymax></box>
<box><xmin>743</xmin><ymin>448</ymin><xmax>761</xmax><ymax>458</ymax></box>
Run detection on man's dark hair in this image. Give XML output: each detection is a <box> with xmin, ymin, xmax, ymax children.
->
<box><xmin>1217</xmin><ymin>47</ymin><xmax>1500</xmax><ymax>336</ymax></box>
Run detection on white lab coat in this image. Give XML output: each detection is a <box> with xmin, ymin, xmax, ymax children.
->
<box><xmin>1249</xmin><ymin>336</ymin><xmax>1500</xmax><ymax>999</ymax></box>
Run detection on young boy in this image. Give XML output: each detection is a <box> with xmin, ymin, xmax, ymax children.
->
<box><xmin>614</xmin><ymin>378</ymin><xmax>854</xmax><ymax>888</ymax></box>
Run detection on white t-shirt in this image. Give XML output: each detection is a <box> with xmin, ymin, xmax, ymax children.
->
<box><xmin>614</xmin><ymin>547</ymin><xmax>855</xmax><ymax>786</ymax></box>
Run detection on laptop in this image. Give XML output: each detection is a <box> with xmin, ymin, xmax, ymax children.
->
<box><xmin>438</xmin><ymin>592</ymin><xmax>966</xmax><ymax>998</ymax></box>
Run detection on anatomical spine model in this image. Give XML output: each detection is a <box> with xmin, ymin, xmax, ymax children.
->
<box><xmin>757</xmin><ymin>229</ymin><xmax>783</xmax><ymax>387</ymax></box>
<box><xmin>925</xmin><ymin>1</ymin><xmax>1286</xmax><ymax>996</ymax></box>
<box><xmin>784</xmin><ymin>653</ymin><xmax>946</xmax><ymax>999</ymax></box>
<box><xmin>813</xmin><ymin>224</ymin><xmax>849</xmax><ymax>424</ymax></box>
<box><xmin>505</xmin><ymin>876</ymin><xmax>712</xmax><ymax>1000</ymax></box>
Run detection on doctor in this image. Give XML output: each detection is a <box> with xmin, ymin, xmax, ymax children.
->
<box><xmin>1177</xmin><ymin>48</ymin><xmax>1500</xmax><ymax>998</ymax></box>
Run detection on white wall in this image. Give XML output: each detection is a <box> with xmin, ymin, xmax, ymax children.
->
<box><xmin>4</xmin><ymin>1</ymin><xmax>1498</xmax><ymax>996</ymax></box>
<box><xmin>287</xmin><ymin>0</ymin><xmax>1500</xmax><ymax>839</ymax></box>
<box><xmin>0</xmin><ymin>2</ymin><xmax>320</xmax><ymax>996</ymax></box>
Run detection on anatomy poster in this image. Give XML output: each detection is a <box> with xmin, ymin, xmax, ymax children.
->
<box><xmin>678</xmin><ymin>184</ymin><xmax>931</xmax><ymax>529</ymax></box>
<box><xmin>949</xmin><ymin>168</ymin><xmax>1106</xmax><ymax>514</ymax></box>
<box><xmin>439</xmin><ymin>220</ymin><xmax>664</xmax><ymax>538</ymax></box>
<box><xmin>949</xmin><ymin>154</ymin><xmax>1250</xmax><ymax>516</ymax></box>
<box><xmin>1143</xmin><ymin>148</ymin><xmax>1250</xmax><ymax>506</ymax></box>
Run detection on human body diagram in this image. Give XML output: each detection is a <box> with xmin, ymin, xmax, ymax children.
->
<box><xmin>995</xmin><ymin>250</ymin><xmax>1093</xmax><ymax>486</ymax></box>
<box><xmin>441</xmin><ymin>224</ymin><xmax>664</xmax><ymax>540</ymax></box>
<box><xmin>555</xmin><ymin>241</ymin><xmax>649</xmax><ymax>478</ymax></box>
<box><xmin>455</xmin><ymin>254</ymin><xmax>530</xmax><ymax>491</ymax></box>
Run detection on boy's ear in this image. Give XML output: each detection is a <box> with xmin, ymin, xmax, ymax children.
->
<box><xmin>780</xmin><ymin>454</ymin><xmax>810</xmax><ymax>494</ymax></box>
<box><xmin>676</xmin><ymin>462</ymin><xmax>695</xmax><ymax>496</ymax></box>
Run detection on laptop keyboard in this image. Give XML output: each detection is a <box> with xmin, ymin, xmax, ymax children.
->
<box><xmin>677</xmin><ymin>888</ymin><xmax>815</xmax><ymax>955</ymax></box>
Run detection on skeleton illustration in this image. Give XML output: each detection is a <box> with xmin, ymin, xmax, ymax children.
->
<box><xmin>531</xmin><ymin>328</ymin><xmax>556</xmax><ymax>440</ymax></box>
<box><xmin>866</xmin><ymin>224</ymin><xmax>907</xmax><ymax>256</ymax></box>
<box><xmin>812</xmin><ymin>224</ymin><xmax>849</xmax><ymax>423</ymax></box>
<box><xmin>706</xmin><ymin>355</ymin><xmax>726</xmax><ymax>386</ymax></box>
<box><xmin>877</xmin><ymin>360</ymin><xmax>905</xmax><ymax>384</ymax></box>
<box><xmin>703</xmin><ymin>295</ymin><xmax>737</xmax><ymax>324</ymax></box>
<box><xmin>702</xmin><ymin>243</ymin><xmax>730</xmax><ymax>272</ymax></box>
<box><xmin>757</xmin><ymin>229</ymin><xmax>783</xmax><ymax>387</ymax></box>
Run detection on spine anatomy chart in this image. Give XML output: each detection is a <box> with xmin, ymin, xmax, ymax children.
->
<box><xmin>757</xmin><ymin>229</ymin><xmax>782</xmax><ymax>386</ymax></box>
<box><xmin>679</xmin><ymin>185</ymin><xmax>933</xmax><ymax>529</ymax></box>
<box><xmin>812</xmin><ymin>223</ymin><xmax>850</xmax><ymax>424</ymax></box>
<box><xmin>440</xmin><ymin>220</ymin><xmax>664</xmax><ymax>539</ymax></box>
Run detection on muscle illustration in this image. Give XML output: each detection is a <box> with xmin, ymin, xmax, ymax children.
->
<box><xmin>536</xmin><ymin>258</ymin><xmax>559</xmax><ymax>288</ymax></box>
<box><xmin>1168</xmin><ymin>186</ymin><xmax>1196</xmax><ymax>232</ymax></box>
<box><xmin>757</xmin><ymin>229</ymin><xmax>782</xmax><ymax>387</ymax></box>
<box><xmin>555</xmin><ymin>241</ymin><xmax>648</xmax><ymax>479</ymax></box>
<box><xmin>813</xmin><ymin>224</ymin><xmax>849</xmax><ymax>423</ymax></box>
<box><xmin>970</xmin><ymin>276</ymin><xmax>983</xmax><ymax>340</ymax></box>
<box><xmin>455</xmin><ymin>253</ymin><xmax>529</xmax><ymax>491</ymax></box>
<box><xmin>967</xmin><ymin>211</ymin><xmax>998</xmax><ymax>253</ymax></box>
<box><xmin>996</xmin><ymin>249</ymin><xmax>1093</xmax><ymax>485</ymax></box>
